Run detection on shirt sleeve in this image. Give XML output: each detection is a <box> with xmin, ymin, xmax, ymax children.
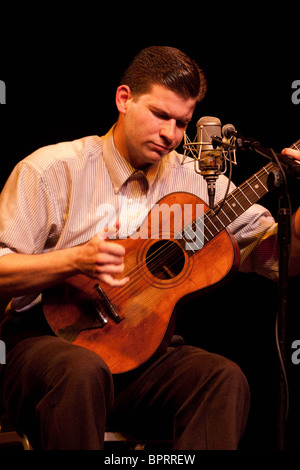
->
<box><xmin>0</xmin><ymin>161</ymin><xmax>59</xmax><ymax>258</ymax></box>
<box><xmin>229</xmin><ymin>203</ymin><xmax>279</xmax><ymax>280</ymax></box>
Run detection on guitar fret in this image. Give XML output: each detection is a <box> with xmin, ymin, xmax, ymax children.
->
<box><xmin>219</xmin><ymin>207</ymin><xmax>232</xmax><ymax>224</ymax></box>
<box><xmin>203</xmin><ymin>222</ymin><xmax>214</xmax><ymax>238</ymax></box>
<box><xmin>236</xmin><ymin>186</ymin><xmax>252</xmax><ymax>206</ymax></box>
<box><xmin>224</xmin><ymin>198</ymin><xmax>239</xmax><ymax>217</ymax></box>
<box><xmin>213</xmin><ymin>200</ymin><xmax>237</xmax><ymax>223</ymax></box>
<box><xmin>210</xmin><ymin>213</ymin><xmax>226</xmax><ymax>231</ymax></box>
<box><xmin>291</xmin><ymin>139</ymin><xmax>300</xmax><ymax>150</ymax></box>
<box><xmin>214</xmin><ymin>213</ymin><xmax>226</xmax><ymax>228</ymax></box>
<box><xmin>204</xmin><ymin>215</ymin><xmax>219</xmax><ymax>238</ymax></box>
<box><xmin>254</xmin><ymin>173</ymin><xmax>268</xmax><ymax>192</ymax></box>
<box><xmin>246</xmin><ymin>177</ymin><xmax>265</xmax><ymax>199</ymax></box>
<box><xmin>246</xmin><ymin>180</ymin><xmax>260</xmax><ymax>198</ymax></box>
<box><xmin>231</xmin><ymin>192</ymin><xmax>246</xmax><ymax>211</ymax></box>
<box><xmin>195</xmin><ymin>217</ymin><xmax>209</xmax><ymax>242</ymax></box>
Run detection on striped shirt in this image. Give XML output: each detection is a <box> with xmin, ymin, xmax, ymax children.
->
<box><xmin>0</xmin><ymin>125</ymin><xmax>278</xmax><ymax>311</ymax></box>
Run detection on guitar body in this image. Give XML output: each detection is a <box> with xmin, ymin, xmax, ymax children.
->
<box><xmin>43</xmin><ymin>192</ymin><xmax>240</xmax><ymax>374</ymax></box>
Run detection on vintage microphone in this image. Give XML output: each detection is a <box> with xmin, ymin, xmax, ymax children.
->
<box><xmin>182</xmin><ymin>116</ymin><xmax>236</xmax><ymax>209</ymax></box>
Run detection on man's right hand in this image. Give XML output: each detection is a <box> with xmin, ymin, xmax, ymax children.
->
<box><xmin>75</xmin><ymin>233</ymin><xmax>129</xmax><ymax>287</ymax></box>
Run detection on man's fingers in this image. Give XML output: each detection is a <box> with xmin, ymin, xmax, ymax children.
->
<box><xmin>282</xmin><ymin>148</ymin><xmax>300</xmax><ymax>160</ymax></box>
<box><xmin>82</xmin><ymin>233</ymin><xmax>128</xmax><ymax>285</ymax></box>
<box><xmin>95</xmin><ymin>262</ymin><xmax>125</xmax><ymax>275</ymax></box>
<box><xmin>95</xmin><ymin>236</ymin><xmax>126</xmax><ymax>257</ymax></box>
<box><xmin>95</xmin><ymin>252</ymin><xmax>125</xmax><ymax>266</ymax></box>
<box><xmin>98</xmin><ymin>273</ymin><xmax>130</xmax><ymax>287</ymax></box>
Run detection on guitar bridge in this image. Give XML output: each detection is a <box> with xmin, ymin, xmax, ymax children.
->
<box><xmin>94</xmin><ymin>284</ymin><xmax>122</xmax><ymax>324</ymax></box>
<box><xmin>89</xmin><ymin>299</ymin><xmax>108</xmax><ymax>328</ymax></box>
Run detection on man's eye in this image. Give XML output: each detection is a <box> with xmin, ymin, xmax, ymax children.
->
<box><xmin>154</xmin><ymin>112</ymin><xmax>168</xmax><ymax>120</ymax></box>
<box><xmin>177</xmin><ymin>121</ymin><xmax>187</xmax><ymax>129</ymax></box>
<box><xmin>152</xmin><ymin>110</ymin><xmax>188</xmax><ymax>129</ymax></box>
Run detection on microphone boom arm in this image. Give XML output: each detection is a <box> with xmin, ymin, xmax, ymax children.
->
<box><xmin>222</xmin><ymin>127</ymin><xmax>300</xmax><ymax>179</ymax></box>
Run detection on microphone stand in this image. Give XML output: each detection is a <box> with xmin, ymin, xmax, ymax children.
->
<box><xmin>232</xmin><ymin>135</ymin><xmax>299</xmax><ymax>450</ymax></box>
<box><xmin>275</xmin><ymin>186</ymin><xmax>290</xmax><ymax>450</ymax></box>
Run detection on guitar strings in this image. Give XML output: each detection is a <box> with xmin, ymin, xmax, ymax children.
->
<box><xmin>109</xmin><ymin>163</ymin><xmax>273</xmax><ymax>302</ymax></box>
<box><xmin>122</xmin><ymin>161</ymin><xmax>272</xmax><ymax>277</ymax></box>
<box><xmin>291</xmin><ymin>139</ymin><xmax>300</xmax><ymax>150</ymax></box>
<box><xmin>122</xmin><ymin>164</ymin><xmax>269</xmax><ymax>280</ymax></box>
<box><xmin>106</xmin><ymin>162</ymin><xmax>275</xmax><ymax>304</ymax></box>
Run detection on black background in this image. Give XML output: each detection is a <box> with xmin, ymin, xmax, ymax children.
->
<box><xmin>1</xmin><ymin>6</ymin><xmax>300</xmax><ymax>450</ymax></box>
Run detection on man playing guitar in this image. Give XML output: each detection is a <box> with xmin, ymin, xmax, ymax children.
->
<box><xmin>0</xmin><ymin>46</ymin><xmax>299</xmax><ymax>450</ymax></box>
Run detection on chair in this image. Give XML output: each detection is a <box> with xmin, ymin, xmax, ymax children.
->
<box><xmin>104</xmin><ymin>430</ymin><xmax>172</xmax><ymax>450</ymax></box>
<box><xmin>0</xmin><ymin>413</ymin><xmax>170</xmax><ymax>450</ymax></box>
<box><xmin>0</xmin><ymin>414</ymin><xmax>31</xmax><ymax>450</ymax></box>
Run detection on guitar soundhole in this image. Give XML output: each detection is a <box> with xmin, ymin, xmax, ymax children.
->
<box><xmin>146</xmin><ymin>240</ymin><xmax>185</xmax><ymax>280</ymax></box>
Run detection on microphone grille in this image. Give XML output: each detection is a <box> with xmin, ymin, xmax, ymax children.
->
<box><xmin>222</xmin><ymin>123</ymin><xmax>236</xmax><ymax>139</ymax></box>
<box><xmin>197</xmin><ymin>116</ymin><xmax>221</xmax><ymax>126</ymax></box>
<box><xmin>196</xmin><ymin>116</ymin><xmax>222</xmax><ymax>142</ymax></box>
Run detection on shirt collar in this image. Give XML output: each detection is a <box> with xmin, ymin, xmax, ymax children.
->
<box><xmin>102</xmin><ymin>125</ymin><xmax>162</xmax><ymax>194</ymax></box>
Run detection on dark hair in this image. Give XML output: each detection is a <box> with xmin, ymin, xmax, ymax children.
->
<box><xmin>120</xmin><ymin>46</ymin><xmax>206</xmax><ymax>102</ymax></box>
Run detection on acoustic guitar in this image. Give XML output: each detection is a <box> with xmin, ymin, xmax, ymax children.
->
<box><xmin>43</xmin><ymin>141</ymin><xmax>300</xmax><ymax>374</ymax></box>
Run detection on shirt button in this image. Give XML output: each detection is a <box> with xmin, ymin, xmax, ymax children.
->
<box><xmin>128</xmin><ymin>198</ymin><xmax>133</xmax><ymax>204</ymax></box>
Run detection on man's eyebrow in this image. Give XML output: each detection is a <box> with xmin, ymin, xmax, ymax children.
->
<box><xmin>150</xmin><ymin>106</ymin><xmax>192</xmax><ymax>124</ymax></box>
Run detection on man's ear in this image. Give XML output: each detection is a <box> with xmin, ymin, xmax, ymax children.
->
<box><xmin>115</xmin><ymin>85</ymin><xmax>132</xmax><ymax>114</ymax></box>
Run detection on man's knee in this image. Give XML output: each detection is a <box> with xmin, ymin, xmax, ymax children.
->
<box><xmin>179</xmin><ymin>346</ymin><xmax>250</xmax><ymax>399</ymax></box>
<box><xmin>206</xmin><ymin>352</ymin><xmax>249</xmax><ymax>396</ymax></box>
<box><xmin>55</xmin><ymin>343</ymin><xmax>113</xmax><ymax>393</ymax></box>
<box><xmin>25</xmin><ymin>338</ymin><xmax>115</xmax><ymax>410</ymax></box>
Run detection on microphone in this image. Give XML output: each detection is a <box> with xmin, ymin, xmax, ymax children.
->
<box><xmin>183</xmin><ymin>116</ymin><xmax>228</xmax><ymax>209</ymax></box>
<box><xmin>222</xmin><ymin>123</ymin><xmax>236</xmax><ymax>139</ymax></box>
<box><xmin>223</xmin><ymin>124</ymin><xmax>300</xmax><ymax>179</ymax></box>
<box><xmin>222</xmin><ymin>123</ymin><xmax>261</xmax><ymax>150</ymax></box>
<box><xmin>196</xmin><ymin>116</ymin><xmax>224</xmax><ymax>209</ymax></box>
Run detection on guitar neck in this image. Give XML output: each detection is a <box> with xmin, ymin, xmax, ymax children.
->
<box><xmin>192</xmin><ymin>139</ymin><xmax>300</xmax><ymax>249</ymax></box>
<box><xmin>179</xmin><ymin>140</ymin><xmax>300</xmax><ymax>254</ymax></box>
<box><xmin>291</xmin><ymin>139</ymin><xmax>300</xmax><ymax>151</ymax></box>
<box><xmin>203</xmin><ymin>160</ymin><xmax>276</xmax><ymax>244</ymax></box>
<box><xmin>179</xmin><ymin>160</ymin><xmax>277</xmax><ymax>255</ymax></box>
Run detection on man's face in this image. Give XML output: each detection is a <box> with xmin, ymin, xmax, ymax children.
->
<box><xmin>114</xmin><ymin>84</ymin><xmax>197</xmax><ymax>169</ymax></box>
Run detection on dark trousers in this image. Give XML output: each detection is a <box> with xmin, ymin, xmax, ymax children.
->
<box><xmin>0</xmin><ymin>309</ymin><xmax>250</xmax><ymax>450</ymax></box>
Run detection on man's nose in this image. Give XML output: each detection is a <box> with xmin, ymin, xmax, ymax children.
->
<box><xmin>160</xmin><ymin>120</ymin><xmax>177</xmax><ymax>143</ymax></box>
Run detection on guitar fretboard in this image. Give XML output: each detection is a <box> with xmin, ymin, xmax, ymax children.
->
<box><xmin>178</xmin><ymin>161</ymin><xmax>276</xmax><ymax>254</ymax></box>
<box><xmin>180</xmin><ymin>139</ymin><xmax>300</xmax><ymax>254</ymax></box>
<box><xmin>203</xmin><ymin>161</ymin><xmax>275</xmax><ymax>243</ymax></box>
<box><xmin>291</xmin><ymin>140</ymin><xmax>300</xmax><ymax>151</ymax></box>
